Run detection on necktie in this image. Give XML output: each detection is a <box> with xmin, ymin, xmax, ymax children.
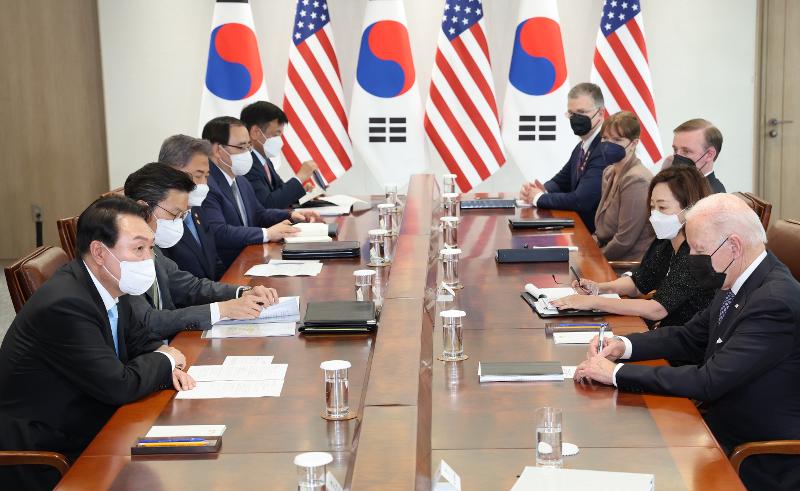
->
<box><xmin>149</xmin><ymin>278</ymin><xmax>162</xmax><ymax>310</ymax></box>
<box><xmin>576</xmin><ymin>146</ymin><xmax>587</xmax><ymax>176</ymax></box>
<box><xmin>184</xmin><ymin>213</ymin><xmax>200</xmax><ymax>245</ymax></box>
<box><xmin>263</xmin><ymin>160</ymin><xmax>273</xmax><ymax>187</ymax></box>
<box><xmin>718</xmin><ymin>290</ymin><xmax>736</xmax><ymax>325</ymax></box>
<box><xmin>231</xmin><ymin>180</ymin><xmax>248</xmax><ymax>226</ymax></box>
<box><xmin>107</xmin><ymin>305</ymin><xmax>119</xmax><ymax>357</ymax></box>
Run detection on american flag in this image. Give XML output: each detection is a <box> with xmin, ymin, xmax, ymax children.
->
<box><xmin>590</xmin><ymin>0</ymin><xmax>663</xmax><ymax>168</ymax></box>
<box><xmin>425</xmin><ymin>0</ymin><xmax>505</xmax><ymax>193</ymax></box>
<box><xmin>281</xmin><ymin>0</ymin><xmax>353</xmax><ymax>184</ymax></box>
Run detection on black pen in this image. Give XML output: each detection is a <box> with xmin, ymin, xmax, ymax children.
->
<box><xmin>569</xmin><ymin>265</ymin><xmax>591</xmax><ymax>294</ymax></box>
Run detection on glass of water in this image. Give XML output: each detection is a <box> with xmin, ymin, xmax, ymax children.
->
<box><xmin>294</xmin><ymin>451</ymin><xmax>333</xmax><ymax>490</ymax></box>
<box><xmin>536</xmin><ymin>407</ymin><xmax>563</xmax><ymax>467</ymax></box>
<box><xmin>442</xmin><ymin>173</ymin><xmax>458</xmax><ymax>195</ymax></box>
<box><xmin>385</xmin><ymin>183</ymin><xmax>398</xmax><ymax>205</ymax></box>
<box><xmin>321</xmin><ymin>360</ymin><xmax>350</xmax><ymax>419</ymax></box>
<box><xmin>353</xmin><ymin>269</ymin><xmax>375</xmax><ymax>302</ymax></box>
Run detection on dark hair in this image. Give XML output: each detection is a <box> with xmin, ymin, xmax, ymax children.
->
<box><xmin>240</xmin><ymin>101</ymin><xmax>288</xmax><ymax>130</ymax></box>
<box><xmin>124</xmin><ymin>163</ymin><xmax>196</xmax><ymax>215</ymax></box>
<box><xmin>76</xmin><ymin>195</ymin><xmax>148</xmax><ymax>257</ymax></box>
<box><xmin>158</xmin><ymin>134</ymin><xmax>212</xmax><ymax>167</ymax></box>
<box><xmin>648</xmin><ymin>165</ymin><xmax>713</xmax><ymax>210</ymax></box>
<box><xmin>201</xmin><ymin>116</ymin><xmax>245</xmax><ymax>145</ymax></box>
<box><xmin>601</xmin><ymin>111</ymin><xmax>640</xmax><ymax>141</ymax></box>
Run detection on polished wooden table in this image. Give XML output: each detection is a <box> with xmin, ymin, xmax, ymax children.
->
<box><xmin>55</xmin><ymin>175</ymin><xmax>744</xmax><ymax>490</ymax></box>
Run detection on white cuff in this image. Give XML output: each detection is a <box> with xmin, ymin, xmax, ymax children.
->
<box><xmin>612</xmin><ymin>363</ymin><xmax>624</xmax><ymax>387</ymax></box>
<box><xmin>262</xmin><ymin>228</ymin><xmax>270</xmax><ymax>242</ymax></box>
<box><xmin>532</xmin><ymin>192</ymin><xmax>545</xmax><ymax>207</ymax></box>
<box><xmin>618</xmin><ymin>336</ymin><xmax>633</xmax><ymax>359</ymax></box>
<box><xmin>156</xmin><ymin>351</ymin><xmax>176</xmax><ymax>371</ymax></box>
<box><xmin>210</xmin><ymin>302</ymin><xmax>221</xmax><ymax>324</ymax></box>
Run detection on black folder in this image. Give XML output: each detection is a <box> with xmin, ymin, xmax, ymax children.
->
<box><xmin>496</xmin><ymin>247</ymin><xmax>569</xmax><ymax>263</ymax></box>
<box><xmin>282</xmin><ymin>240</ymin><xmax>360</xmax><ymax>259</ymax></box>
<box><xmin>299</xmin><ymin>300</ymin><xmax>377</xmax><ymax>334</ymax></box>
<box><xmin>508</xmin><ymin>218</ymin><xmax>575</xmax><ymax>229</ymax></box>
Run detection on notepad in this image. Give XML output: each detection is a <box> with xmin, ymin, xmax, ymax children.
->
<box><xmin>283</xmin><ymin>223</ymin><xmax>333</xmax><ymax>243</ymax></box>
<box><xmin>145</xmin><ymin>425</ymin><xmax>227</xmax><ymax>438</ymax></box>
<box><xmin>187</xmin><ymin>364</ymin><xmax>288</xmax><ymax>382</ymax></box>
<box><xmin>511</xmin><ymin>467</ymin><xmax>654</xmax><ymax>491</ymax></box>
<box><xmin>553</xmin><ymin>331</ymin><xmax>614</xmax><ymax>344</ymax></box>
<box><xmin>478</xmin><ymin>361</ymin><xmax>564</xmax><ymax>382</ymax></box>
<box><xmin>202</xmin><ymin>322</ymin><xmax>296</xmax><ymax>339</ymax></box>
<box><xmin>523</xmin><ymin>283</ymin><xmax>620</xmax><ymax>316</ymax></box>
<box><xmin>245</xmin><ymin>261</ymin><xmax>323</xmax><ymax>277</ymax></box>
<box><xmin>214</xmin><ymin>297</ymin><xmax>300</xmax><ymax>325</ymax></box>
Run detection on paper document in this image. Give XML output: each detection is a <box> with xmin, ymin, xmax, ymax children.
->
<box><xmin>222</xmin><ymin>355</ymin><xmax>274</xmax><ymax>366</ymax></box>
<box><xmin>525</xmin><ymin>283</ymin><xmax>620</xmax><ymax>315</ymax></box>
<box><xmin>553</xmin><ymin>331</ymin><xmax>614</xmax><ymax>345</ymax></box>
<box><xmin>561</xmin><ymin>366</ymin><xmax>577</xmax><ymax>379</ymax></box>
<box><xmin>304</xmin><ymin>195</ymin><xmax>370</xmax><ymax>216</ymax></box>
<box><xmin>175</xmin><ymin>380</ymin><xmax>284</xmax><ymax>399</ymax></box>
<box><xmin>246</xmin><ymin>261</ymin><xmax>323</xmax><ymax>277</ymax></box>
<box><xmin>284</xmin><ymin>223</ymin><xmax>332</xmax><ymax>243</ymax></box>
<box><xmin>188</xmin><ymin>364</ymin><xmax>288</xmax><ymax>382</ymax></box>
<box><xmin>511</xmin><ymin>467</ymin><xmax>654</xmax><ymax>491</ymax></box>
<box><xmin>202</xmin><ymin>322</ymin><xmax>296</xmax><ymax>339</ymax></box>
<box><xmin>215</xmin><ymin>297</ymin><xmax>300</xmax><ymax>325</ymax></box>
<box><xmin>145</xmin><ymin>425</ymin><xmax>227</xmax><ymax>438</ymax></box>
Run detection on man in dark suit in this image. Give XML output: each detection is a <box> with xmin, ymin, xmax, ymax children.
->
<box><xmin>0</xmin><ymin>196</ymin><xmax>194</xmax><ymax>489</ymax></box>
<box><xmin>668</xmin><ymin>118</ymin><xmax>726</xmax><ymax>193</ymax></box>
<box><xmin>124</xmin><ymin>163</ymin><xmax>280</xmax><ymax>339</ymax></box>
<box><xmin>200</xmin><ymin>116</ymin><xmax>319</xmax><ymax>268</ymax></box>
<box><xmin>574</xmin><ymin>194</ymin><xmax>800</xmax><ymax>491</ymax></box>
<box><xmin>158</xmin><ymin>134</ymin><xmax>224</xmax><ymax>280</ymax></box>
<box><xmin>518</xmin><ymin>83</ymin><xmax>612</xmax><ymax>233</ymax></box>
<box><xmin>240</xmin><ymin>101</ymin><xmax>320</xmax><ymax>209</ymax></box>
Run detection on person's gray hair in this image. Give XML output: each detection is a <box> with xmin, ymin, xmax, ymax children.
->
<box><xmin>158</xmin><ymin>134</ymin><xmax>212</xmax><ymax>168</ymax></box>
<box><xmin>567</xmin><ymin>82</ymin><xmax>604</xmax><ymax>109</ymax></box>
<box><xmin>685</xmin><ymin>193</ymin><xmax>767</xmax><ymax>247</ymax></box>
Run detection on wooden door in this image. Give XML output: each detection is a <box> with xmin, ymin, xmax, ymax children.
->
<box><xmin>0</xmin><ymin>0</ymin><xmax>108</xmax><ymax>260</ymax></box>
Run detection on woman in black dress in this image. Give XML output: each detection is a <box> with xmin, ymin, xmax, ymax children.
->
<box><xmin>552</xmin><ymin>165</ymin><xmax>715</xmax><ymax>329</ymax></box>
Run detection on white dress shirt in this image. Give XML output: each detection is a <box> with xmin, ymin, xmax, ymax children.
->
<box><xmin>218</xmin><ymin>163</ymin><xmax>270</xmax><ymax>243</ymax></box>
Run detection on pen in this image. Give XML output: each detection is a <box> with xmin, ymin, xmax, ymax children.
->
<box><xmin>570</xmin><ymin>265</ymin><xmax>591</xmax><ymax>294</ymax></box>
<box><xmin>597</xmin><ymin>323</ymin><xmax>607</xmax><ymax>354</ymax></box>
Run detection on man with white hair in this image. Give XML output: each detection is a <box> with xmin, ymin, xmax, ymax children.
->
<box><xmin>574</xmin><ymin>193</ymin><xmax>800</xmax><ymax>491</ymax></box>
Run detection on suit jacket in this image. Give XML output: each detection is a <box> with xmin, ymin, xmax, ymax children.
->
<box><xmin>161</xmin><ymin>206</ymin><xmax>224</xmax><ymax>281</ymax></box>
<box><xmin>0</xmin><ymin>260</ymin><xmax>173</xmax><ymax>459</ymax></box>
<box><xmin>593</xmin><ymin>156</ymin><xmax>654</xmax><ymax>261</ymax></box>
<box><xmin>244</xmin><ymin>151</ymin><xmax>305</xmax><ymax>209</ymax></box>
<box><xmin>202</xmin><ymin>163</ymin><xmax>291</xmax><ymax>268</ymax></box>
<box><xmin>537</xmin><ymin>135</ymin><xmax>610</xmax><ymax>233</ymax></box>
<box><xmin>616</xmin><ymin>252</ymin><xmax>800</xmax><ymax>490</ymax></box>
<box><xmin>127</xmin><ymin>247</ymin><xmax>240</xmax><ymax>338</ymax></box>
<box><xmin>706</xmin><ymin>171</ymin><xmax>726</xmax><ymax>193</ymax></box>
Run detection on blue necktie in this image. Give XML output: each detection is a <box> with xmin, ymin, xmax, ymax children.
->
<box><xmin>108</xmin><ymin>305</ymin><xmax>120</xmax><ymax>356</ymax></box>
<box><xmin>718</xmin><ymin>290</ymin><xmax>736</xmax><ymax>325</ymax></box>
<box><xmin>184</xmin><ymin>213</ymin><xmax>200</xmax><ymax>245</ymax></box>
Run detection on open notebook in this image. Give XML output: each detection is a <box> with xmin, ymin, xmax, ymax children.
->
<box><xmin>521</xmin><ymin>283</ymin><xmax>620</xmax><ymax>318</ymax></box>
<box><xmin>284</xmin><ymin>223</ymin><xmax>332</xmax><ymax>243</ymax></box>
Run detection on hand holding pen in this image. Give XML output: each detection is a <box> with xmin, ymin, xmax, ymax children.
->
<box><xmin>569</xmin><ymin>266</ymin><xmax>598</xmax><ymax>295</ymax></box>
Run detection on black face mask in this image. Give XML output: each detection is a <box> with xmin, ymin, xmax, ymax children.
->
<box><xmin>687</xmin><ymin>236</ymin><xmax>735</xmax><ymax>290</ymax></box>
<box><xmin>597</xmin><ymin>141</ymin><xmax>629</xmax><ymax>164</ymax></box>
<box><xmin>672</xmin><ymin>149</ymin><xmax>710</xmax><ymax>172</ymax></box>
<box><xmin>569</xmin><ymin>108</ymin><xmax>601</xmax><ymax>136</ymax></box>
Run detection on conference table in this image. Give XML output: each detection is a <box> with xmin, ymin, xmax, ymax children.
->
<box><xmin>55</xmin><ymin>174</ymin><xmax>745</xmax><ymax>490</ymax></box>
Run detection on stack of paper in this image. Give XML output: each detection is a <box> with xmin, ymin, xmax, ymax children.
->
<box><xmin>245</xmin><ymin>261</ymin><xmax>323</xmax><ymax>277</ymax></box>
<box><xmin>511</xmin><ymin>467</ymin><xmax>654</xmax><ymax>491</ymax></box>
<box><xmin>215</xmin><ymin>297</ymin><xmax>300</xmax><ymax>324</ymax></box>
<box><xmin>178</xmin><ymin>356</ymin><xmax>287</xmax><ymax>399</ymax></box>
<box><xmin>202</xmin><ymin>322</ymin><xmax>296</xmax><ymax>339</ymax></box>
<box><xmin>284</xmin><ymin>223</ymin><xmax>332</xmax><ymax>244</ymax></box>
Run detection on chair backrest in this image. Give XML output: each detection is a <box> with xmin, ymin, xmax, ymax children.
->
<box><xmin>100</xmin><ymin>186</ymin><xmax>124</xmax><ymax>198</ymax></box>
<box><xmin>733</xmin><ymin>192</ymin><xmax>772</xmax><ymax>231</ymax></box>
<box><xmin>57</xmin><ymin>216</ymin><xmax>79</xmax><ymax>260</ymax></box>
<box><xmin>4</xmin><ymin>246</ymin><xmax>69</xmax><ymax>313</ymax></box>
<box><xmin>767</xmin><ymin>219</ymin><xmax>800</xmax><ymax>281</ymax></box>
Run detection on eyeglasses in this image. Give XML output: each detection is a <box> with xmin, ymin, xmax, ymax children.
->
<box><xmin>565</xmin><ymin>107</ymin><xmax>603</xmax><ymax>119</ymax></box>
<box><xmin>224</xmin><ymin>142</ymin><xmax>253</xmax><ymax>152</ymax></box>
<box><xmin>155</xmin><ymin>203</ymin><xmax>190</xmax><ymax>221</ymax></box>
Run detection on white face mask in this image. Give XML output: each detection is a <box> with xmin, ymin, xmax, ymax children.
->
<box><xmin>102</xmin><ymin>245</ymin><xmax>156</xmax><ymax>296</ymax></box>
<box><xmin>221</xmin><ymin>147</ymin><xmax>252</xmax><ymax>176</ymax></box>
<box><xmin>154</xmin><ymin>218</ymin><xmax>184</xmax><ymax>248</ymax></box>
<box><xmin>649</xmin><ymin>209</ymin><xmax>684</xmax><ymax>240</ymax></box>
<box><xmin>188</xmin><ymin>183</ymin><xmax>209</xmax><ymax>207</ymax></box>
<box><xmin>263</xmin><ymin>135</ymin><xmax>284</xmax><ymax>158</ymax></box>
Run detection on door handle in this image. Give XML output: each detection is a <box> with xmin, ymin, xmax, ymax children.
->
<box><xmin>768</xmin><ymin>118</ymin><xmax>794</xmax><ymax>126</ymax></box>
